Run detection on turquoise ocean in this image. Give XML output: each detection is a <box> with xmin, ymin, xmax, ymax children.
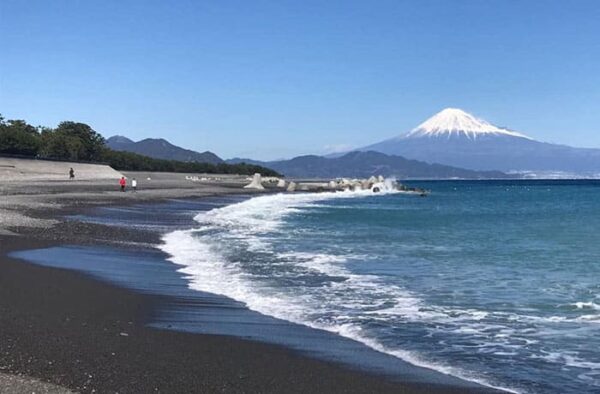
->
<box><xmin>160</xmin><ymin>181</ymin><xmax>600</xmax><ymax>393</ymax></box>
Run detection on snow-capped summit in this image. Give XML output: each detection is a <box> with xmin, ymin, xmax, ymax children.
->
<box><xmin>356</xmin><ymin>107</ymin><xmax>600</xmax><ymax>174</ymax></box>
<box><xmin>406</xmin><ymin>108</ymin><xmax>530</xmax><ymax>140</ymax></box>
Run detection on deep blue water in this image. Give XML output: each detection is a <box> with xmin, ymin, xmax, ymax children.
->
<box><xmin>13</xmin><ymin>196</ymin><xmax>486</xmax><ymax>391</ymax></box>
<box><xmin>160</xmin><ymin>181</ymin><xmax>600</xmax><ymax>393</ymax></box>
<box><xmin>12</xmin><ymin>181</ymin><xmax>600</xmax><ymax>393</ymax></box>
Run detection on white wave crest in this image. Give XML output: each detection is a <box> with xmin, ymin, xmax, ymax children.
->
<box><xmin>159</xmin><ymin>191</ymin><xmax>521</xmax><ymax>393</ymax></box>
<box><xmin>571</xmin><ymin>301</ymin><xmax>600</xmax><ymax>311</ymax></box>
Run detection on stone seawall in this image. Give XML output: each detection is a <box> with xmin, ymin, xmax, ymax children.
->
<box><xmin>0</xmin><ymin>157</ymin><xmax>123</xmax><ymax>181</ymax></box>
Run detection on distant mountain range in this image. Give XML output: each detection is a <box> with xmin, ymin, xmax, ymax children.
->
<box><xmin>227</xmin><ymin>151</ymin><xmax>509</xmax><ymax>179</ymax></box>
<box><xmin>106</xmin><ymin>136</ymin><xmax>223</xmax><ymax>165</ymax></box>
<box><xmin>109</xmin><ymin>108</ymin><xmax>600</xmax><ymax>179</ymax></box>
<box><xmin>357</xmin><ymin>108</ymin><xmax>600</xmax><ymax>176</ymax></box>
<box><xmin>104</xmin><ymin>132</ymin><xmax>511</xmax><ymax>179</ymax></box>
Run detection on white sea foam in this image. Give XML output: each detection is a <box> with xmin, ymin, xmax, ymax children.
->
<box><xmin>571</xmin><ymin>301</ymin><xmax>600</xmax><ymax>311</ymax></box>
<box><xmin>160</xmin><ymin>190</ymin><xmax>600</xmax><ymax>393</ymax></box>
<box><xmin>158</xmin><ymin>191</ymin><xmax>526</xmax><ymax>393</ymax></box>
<box><xmin>533</xmin><ymin>351</ymin><xmax>600</xmax><ymax>374</ymax></box>
<box><xmin>276</xmin><ymin>251</ymin><xmax>349</xmax><ymax>276</ymax></box>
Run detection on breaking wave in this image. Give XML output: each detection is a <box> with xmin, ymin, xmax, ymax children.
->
<box><xmin>160</xmin><ymin>186</ymin><xmax>600</xmax><ymax>394</ymax></box>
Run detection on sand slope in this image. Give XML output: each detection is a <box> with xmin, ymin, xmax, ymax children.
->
<box><xmin>0</xmin><ymin>157</ymin><xmax>123</xmax><ymax>181</ymax></box>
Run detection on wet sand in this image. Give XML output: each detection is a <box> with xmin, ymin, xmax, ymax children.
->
<box><xmin>0</xmin><ymin>172</ymin><xmax>500</xmax><ymax>393</ymax></box>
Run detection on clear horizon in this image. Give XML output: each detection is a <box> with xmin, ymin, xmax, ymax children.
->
<box><xmin>1</xmin><ymin>1</ymin><xmax>599</xmax><ymax>160</ymax></box>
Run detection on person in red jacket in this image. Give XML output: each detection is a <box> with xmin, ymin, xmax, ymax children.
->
<box><xmin>119</xmin><ymin>176</ymin><xmax>127</xmax><ymax>192</ymax></box>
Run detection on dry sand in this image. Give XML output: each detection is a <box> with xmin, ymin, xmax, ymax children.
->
<box><xmin>0</xmin><ymin>170</ymin><xmax>499</xmax><ymax>393</ymax></box>
<box><xmin>0</xmin><ymin>171</ymin><xmax>263</xmax><ymax>234</ymax></box>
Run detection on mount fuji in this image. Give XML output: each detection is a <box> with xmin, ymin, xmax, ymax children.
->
<box><xmin>360</xmin><ymin>108</ymin><xmax>600</xmax><ymax>176</ymax></box>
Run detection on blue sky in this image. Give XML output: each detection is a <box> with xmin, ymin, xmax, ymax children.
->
<box><xmin>1</xmin><ymin>1</ymin><xmax>599</xmax><ymax>160</ymax></box>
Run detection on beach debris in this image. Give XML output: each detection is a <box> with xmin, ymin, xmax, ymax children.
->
<box><xmin>277</xmin><ymin>179</ymin><xmax>286</xmax><ymax>188</ymax></box>
<box><xmin>244</xmin><ymin>173</ymin><xmax>265</xmax><ymax>190</ymax></box>
<box><xmin>119</xmin><ymin>332</ymin><xmax>129</xmax><ymax>337</ymax></box>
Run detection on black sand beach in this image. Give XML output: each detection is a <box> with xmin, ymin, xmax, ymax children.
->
<box><xmin>0</xmin><ymin>174</ymin><xmax>500</xmax><ymax>393</ymax></box>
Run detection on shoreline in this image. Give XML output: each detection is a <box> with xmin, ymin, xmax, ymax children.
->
<box><xmin>0</xmin><ymin>174</ymin><xmax>500</xmax><ymax>393</ymax></box>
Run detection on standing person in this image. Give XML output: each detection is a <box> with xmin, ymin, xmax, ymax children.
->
<box><xmin>69</xmin><ymin>167</ymin><xmax>75</xmax><ymax>179</ymax></box>
<box><xmin>132</xmin><ymin>178</ymin><xmax>137</xmax><ymax>192</ymax></box>
<box><xmin>119</xmin><ymin>176</ymin><xmax>126</xmax><ymax>192</ymax></box>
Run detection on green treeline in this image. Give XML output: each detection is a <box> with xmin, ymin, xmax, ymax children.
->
<box><xmin>0</xmin><ymin>114</ymin><xmax>280</xmax><ymax>177</ymax></box>
<box><xmin>100</xmin><ymin>149</ymin><xmax>279</xmax><ymax>176</ymax></box>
